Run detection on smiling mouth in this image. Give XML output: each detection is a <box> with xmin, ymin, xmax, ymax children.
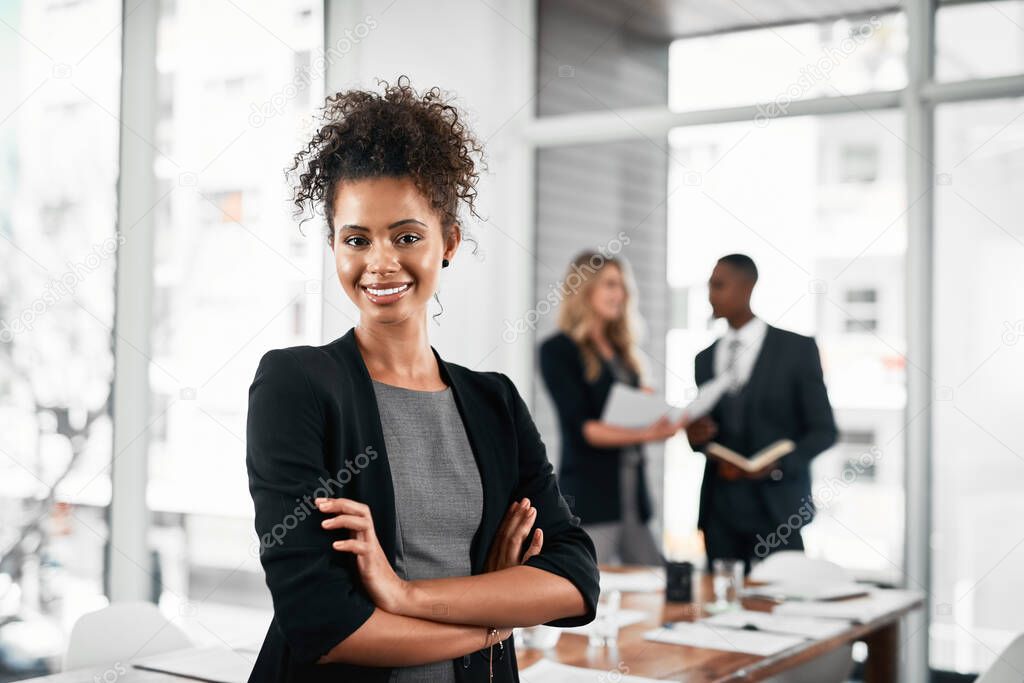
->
<box><xmin>361</xmin><ymin>283</ymin><xmax>412</xmax><ymax>304</ymax></box>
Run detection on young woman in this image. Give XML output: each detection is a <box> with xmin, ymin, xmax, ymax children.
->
<box><xmin>539</xmin><ymin>253</ymin><xmax>685</xmax><ymax>566</ymax></box>
<box><xmin>245</xmin><ymin>78</ymin><xmax>598</xmax><ymax>682</ymax></box>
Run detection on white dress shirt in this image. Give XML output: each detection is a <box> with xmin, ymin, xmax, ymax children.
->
<box><xmin>713</xmin><ymin>316</ymin><xmax>768</xmax><ymax>392</ymax></box>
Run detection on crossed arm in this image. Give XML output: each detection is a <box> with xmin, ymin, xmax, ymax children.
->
<box><xmin>318</xmin><ymin>497</ymin><xmax>588</xmax><ymax>666</ymax></box>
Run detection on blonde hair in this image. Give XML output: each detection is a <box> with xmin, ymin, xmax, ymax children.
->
<box><xmin>556</xmin><ymin>251</ymin><xmax>646</xmax><ymax>383</ymax></box>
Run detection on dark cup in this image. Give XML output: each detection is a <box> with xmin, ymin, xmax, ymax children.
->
<box><xmin>665</xmin><ymin>561</ymin><xmax>693</xmax><ymax>603</ymax></box>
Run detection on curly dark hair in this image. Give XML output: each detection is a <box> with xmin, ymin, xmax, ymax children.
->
<box><xmin>287</xmin><ymin>76</ymin><xmax>485</xmax><ymax>247</ymax></box>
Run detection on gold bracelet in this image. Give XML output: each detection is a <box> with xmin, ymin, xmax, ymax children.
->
<box><xmin>486</xmin><ymin>627</ymin><xmax>498</xmax><ymax>681</ymax></box>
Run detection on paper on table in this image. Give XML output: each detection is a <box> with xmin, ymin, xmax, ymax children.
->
<box><xmin>773</xmin><ymin>589</ymin><xmax>924</xmax><ymax>623</ymax></box>
<box><xmin>132</xmin><ymin>646</ymin><xmax>255</xmax><ymax>683</ymax></box>
<box><xmin>601</xmin><ymin>375</ymin><xmax>730</xmax><ymax>428</ymax></box>
<box><xmin>741</xmin><ymin>581</ymin><xmax>870</xmax><ymax>602</ymax></box>
<box><xmin>520</xmin><ymin>659</ymin><xmax>664</xmax><ymax>683</ymax></box>
<box><xmin>599</xmin><ymin>568</ymin><xmax>664</xmax><ymax>593</ymax></box>
<box><xmin>644</xmin><ymin>622</ymin><xmax>805</xmax><ymax>656</ymax></box>
<box><xmin>702</xmin><ymin>609</ymin><xmax>851</xmax><ymax>640</ymax></box>
<box><xmin>562</xmin><ymin>608</ymin><xmax>648</xmax><ymax>636</ymax></box>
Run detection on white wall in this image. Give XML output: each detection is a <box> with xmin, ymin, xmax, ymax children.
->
<box><xmin>322</xmin><ymin>0</ymin><xmax>535</xmax><ymax>392</ymax></box>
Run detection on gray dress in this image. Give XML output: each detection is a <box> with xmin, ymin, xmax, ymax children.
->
<box><xmin>371</xmin><ymin>379</ymin><xmax>483</xmax><ymax>683</ymax></box>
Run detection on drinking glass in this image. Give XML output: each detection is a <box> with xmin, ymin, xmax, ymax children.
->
<box><xmin>709</xmin><ymin>558</ymin><xmax>743</xmax><ymax>612</ymax></box>
<box><xmin>588</xmin><ymin>589</ymin><xmax>622</xmax><ymax>647</ymax></box>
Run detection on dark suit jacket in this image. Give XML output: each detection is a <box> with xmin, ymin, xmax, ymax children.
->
<box><xmin>245</xmin><ymin>327</ymin><xmax>599</xmax><ymax>682</ymax></box>
<box><xmin>538</xmin><ymin>332</ymin><xmax>653</xmax><ymax>526</ymax></box>
<box><xmin>694</xmin><ymin>325</ymin><xmax>838</xmax><ymax>531</ymax></box>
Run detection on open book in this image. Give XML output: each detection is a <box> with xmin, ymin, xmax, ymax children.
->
<box><xmin>704</xmin><ymin>439</ymin><xmax>795</xmax><ymax>473</ymax></box>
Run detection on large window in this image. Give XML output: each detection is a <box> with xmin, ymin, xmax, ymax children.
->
<box><xmin>931</xmin><ymin>96</ymin><xmax>1024</xmax><ymax>674</ymax></box>
<box><xmin>0</xmin><ymin>0</ymin><xmax>121</xmax><ymax>676</ymax></box>
<box><xmin>935</xmin><ymin>1</ymin><xmax>1024</xmax><ymax>82</ymax></box>
<box><xmin>663</xmin><ymin>111</ymin><xmax>907</xmax><ymax>584</ymax></box>
<box><xmin>670</xmin><ymin>13</ymin><xmax>907</xmax><ymax>112</ymax></box>
<box><xmin>145</xmin><ymin>0</ymin><xmax>324</xmax><ymax>648</ymax></box>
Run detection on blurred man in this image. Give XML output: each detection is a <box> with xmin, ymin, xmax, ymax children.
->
<box><xmin>688</xmin><ymin>254</ymin><xmax>837</xmax><ymax>573</ymax></box>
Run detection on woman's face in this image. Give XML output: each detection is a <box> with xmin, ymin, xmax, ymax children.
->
<box><xmin>331</xmin><ymin>176</ymin><xmax>457</xmax><ymax>327</ymax></box>
<box><xmin>588</xmin><ymin>264</ymin><xmax>627</xmax><ymax>323</ymax></box>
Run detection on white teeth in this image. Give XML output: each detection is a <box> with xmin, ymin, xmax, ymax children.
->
<box><xmin>366</xmin><ymin>284</ymin><xmax>410</xmax><ymax>297</ymax></box>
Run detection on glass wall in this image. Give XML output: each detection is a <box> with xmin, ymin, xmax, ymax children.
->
<box><xmin>670</xmin><ymin>13</ymin><xmax>907</xmax><ymax>111</ymax></box>
<box><xmin>0</xmin><ymin>0</ymin><xmax>121</xmax><ymax>676</ymax></box>
<box><xmin>935</xmin><ymin>1</ymin><xmax>1024</xmax><ymax>81</ymax></box>
<box><xmin>931</xmin><ymin>96</ymin><xmax>1024</xmax><ymax>674</ymax></box>
<box><xmin>663</xmin><ymin>111</ymin><xmax>907</xmax><ymax>583</ymax></box>
<box><xmin>145</xmin><ymin>0</ymin><xmax>324</xmax><ymax>648</ymax></box>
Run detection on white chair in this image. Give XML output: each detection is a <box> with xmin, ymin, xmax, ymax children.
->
<box><xmin>975</xmin><ymin>633</ymin><xmax>1024</xmax><ymax>683</ymax></box>
<box><xmin>64</xmin><ymin>601</ymin><xmax>191</xmax><ymax>670</ymax></box>
<box><xmin>751</xmin><ymin>552</ymin><xmax>855</xmax><ymax>683</ymax></box>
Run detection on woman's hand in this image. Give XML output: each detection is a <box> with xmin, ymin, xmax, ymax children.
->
<box><xmin>644</xmin><ymin>414</ymin><xmax>687</xmax><ymax>442</ymax></box>
<box><xmin>317</xmin><ymin>497</ymin><xmax>409</xmax><ymax>614</ymax></box>
<box><xmin>484</xmin><ymin>497</ymin><xmax>544</xmax><ymax>573</ymax></box>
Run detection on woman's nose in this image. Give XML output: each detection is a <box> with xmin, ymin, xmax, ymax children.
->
<box><xmin>367</xmin><ymin>242</ymin><xmax>400</xmax><ymax>273</ymax></box>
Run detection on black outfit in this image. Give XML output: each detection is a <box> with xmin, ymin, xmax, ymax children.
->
<box><xmin>245</xmin><ymin>327</ymin><xmax>599</xmax><ymax>682</ymax></box>
<box><xmin>538</xmin><ymin>332</ymin><xmax>653</xmax><ymax>527</ymax></box>
<box><xmin>695</xmin><ymin>325</ymin><xmax>837</xmax><ymax>573</ymax></box>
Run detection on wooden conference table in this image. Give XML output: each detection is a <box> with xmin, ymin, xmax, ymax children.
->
<box><xmin>24</xmin><ymin>566</ymin><xmax>922</xmax><ymax>683</ymax></box>
<box><xmin>516</xmin><ymin>567</ymin><xmax>923</xmax><ymax>682</ymax></box>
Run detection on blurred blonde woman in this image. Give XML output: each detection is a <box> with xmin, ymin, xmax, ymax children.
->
<box><xmin>539</xmin><ymin>251</ymin><xmax>684</xmax><ymax>565</ymax></box>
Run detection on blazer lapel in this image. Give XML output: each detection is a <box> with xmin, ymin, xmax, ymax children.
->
<box><xmin>337</xmin><ymin>328</ymin><xmax>399</xmax><ymax>563</ymax></box>
<box><xmin>699</xmin><ymin>340</ymin><xmax>718</xmax><ymax>384</ymax></box>
<box><xmin>742</xmin><ymin>325</ymin><xmax>777</xmax><ymax>406</ymax></box>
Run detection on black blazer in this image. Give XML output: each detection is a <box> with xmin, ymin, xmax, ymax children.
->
<box><xmin>538</xmin><ymin>332</ymin><xmax>653</xmax><ymax>527</ymax></box>
<box><xmin>245</xmin><ymin>327</ymin><xmax>599</xmax><ymax>682</ymax></box>
<box><xmin>694</xmin><ymin>325</ymin><xmax>838</xmax><ymax>531</ymax></box>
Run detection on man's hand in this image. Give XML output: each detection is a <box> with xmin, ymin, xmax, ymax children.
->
<box><xmin>717</xmin><ymin>461</ymin><xmax>775</xmax><ymax>481</ymax></box>
<box><xmin>744</xmin><ymin>464</ymin><xmax>776</xmax><ymax>480</ymax></box>
<box><xmin>716</xmin><ymin>461</ymin><xmax>745</xmax><ymax>481</ymax></box>
<box><xmin>484</xmin><ymin>498</ymin><xmax>543</xmax><ymax>573</ymax></box>
<box><xmin>686</xmin><ymin>416</ymin><xmax>718</xmax><ymax>448</ymax></box>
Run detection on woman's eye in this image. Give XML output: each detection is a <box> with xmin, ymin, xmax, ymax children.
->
<box><xmin>397</xmin><ymin>233</ymin><xmax>421</xmax><ymax>245</ymax></box>
<box><xmin>343</xmin><ymin>236</ymin><xmax>369</xmax><ymax>247</ymax></box>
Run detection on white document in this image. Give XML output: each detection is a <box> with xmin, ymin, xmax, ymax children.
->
<box><xmin>678</xmin><ymin>373</ymin><xmax>731</xmax><ymax>422</ymax></box>
<box><xmin>520</xmin><ymin>659</ymin><xmax>664</xmax><ymax>683</ymax></box>
<box><xmin>602</xmin><ymin>384</ymin><xmax>675</xmax><ymax>428</ymax></box>
<box><xmin>599</xmin><ymin>568</ymin><xmax>665</xmax><ymax>593</ymax></box>
<box><xmin>773</xmin><ymin>589</ymin><xmax>924</xmax><ymax>623</ymax></box>
<box><xmin>602</xmin><ymin>375</ymin><xmax>729</xmax><ymax>428</ymax></box>
<box><xmin>132</xmin><ymin>646</ymin><xmax>255</xmax><ymax>683</ymax></box>
<box><xmin>643</xmin><ymin>622</ymin><xmax>805</xmax><ymax>656</ymax></box>
<box><xmin>702</xmin><ymin>609</ymin><xmax>851</xmax><ymax>640</ymax></box>
<box><xmin>562</xmin><ymin>608</ymin><xmax>648</xmax><ymax>636</ymax></box>
<box><xmin>742</xmin><ymin>581</ymin><xmax>871</xmax><ymax>602</ymax></box>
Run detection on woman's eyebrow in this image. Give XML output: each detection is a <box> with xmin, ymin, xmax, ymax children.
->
<box><xmin>341</xmin><ymin>219</ymin><xmax>427</xmax><ymax>231</ymax></box>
